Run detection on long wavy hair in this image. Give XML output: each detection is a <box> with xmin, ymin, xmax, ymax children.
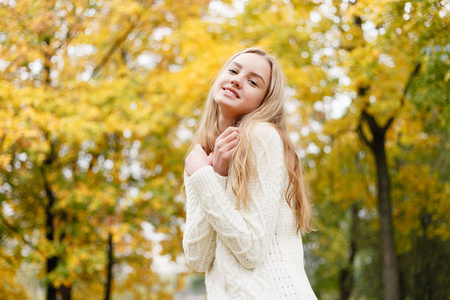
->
<box><xmin>192</xmin><ymin>48</ymin><xmax>313</xmax><ymax>233</ymax></box>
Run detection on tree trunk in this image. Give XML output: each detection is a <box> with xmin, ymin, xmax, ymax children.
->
<box><xmin>42</xmin><ymin>167</ymin><xmax>72</xmax><ymax>300</ymax></box>
<box><xmin>46</xmin><ymin>257</ymin><xmax>58</xmax><ymax>300</ymax></box>
<box><xmin>59</xmin><ymin>286</ymin><xmax>72</xmax><ymax>300</ymax></box>
<box><xmin>358</xmin><ymin>111</ymin><xmax>401</xmax><ymax>300</ymax></box>
<box><xmin>339</xmin><ymin>203</ymin><xmax>358</xmax><ymax>300</ymax></box>
<box><xmin>44</xmin><ymin>173</ymin><xmax>58</xmax><ymax>300</ymax></box>
<box><xmin>372</xmin><ymin>134</ymin><xmax>401</xmax><ymax>300</ymax></box>
<box><xmin>41</xmin><ymin>30</ymin><xmax>73</xmax><ymax>300</ymax></box>
<box><xmin>105</xmin><ymin>233</ymin><xmax>114</xmax><ymax>300</ymax></box>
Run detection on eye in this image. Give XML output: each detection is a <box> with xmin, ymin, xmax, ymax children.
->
<box><xmin>228</xmin><ymin>69</ymin><xmax>238</xmax><ymax>74</ymax></box>
<box><xmin>249</xmin><ymin>80</ymin><xmax>258</xmax><ymax>87</ymax></box>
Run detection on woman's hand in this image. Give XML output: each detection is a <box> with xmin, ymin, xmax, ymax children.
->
<box><xmin>211</xmin><ymin>126</ymin><xmax>239</xmax><ymax>176</ymax></box>
<box><xmin>185</xmin><ymin>144</ymin><xmax>212</xmax><ymax>176</ymax></box>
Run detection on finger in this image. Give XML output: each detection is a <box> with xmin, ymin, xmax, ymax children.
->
<box><xmin>215</xmin><ymin>143</ymin><xmax>238</xmax><ymax>163</ymax></box>
<box><xmin>218</xmin><ymin>126</ymin><xmax>239</xmax><ymax>140</ymax></box>
<box><xmin>218</xmin><ymin>144</ymin><xmax>238</xmax><ymax>162</ymax></box>
<box><xmin>225</xmin><ymin>147</ymin><xmax>237</xmax><ymax>158</ymax></box>
<box><xmin>219</xmin><ymin>137</ymin><xmax>239</xmax><ymax>153</ymax></box>
<box><xmin>217</xmin><ymin>130</ymin><xmax>239</xmax><ymax>146</ymax></box>
<box><xmin>215</xmin><ymin>138</ymin><xmax>237</xmax><ymax>157</ymax></box>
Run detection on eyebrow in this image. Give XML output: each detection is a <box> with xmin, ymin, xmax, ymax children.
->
<box><xmin>230</xmin><ymin>62</ymin><xmax>266</xmax><ymax>86</ymax></box>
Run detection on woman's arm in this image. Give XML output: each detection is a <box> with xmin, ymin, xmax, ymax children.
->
<box><xmin>183</xmin><ymin>127</ymin><xmax>239</xmax><ymax>272</ymax></box>
<box><xmin>189</xmin><ymin>123</ymin><xmax>285</xmax><ymax>269</ymax></box>
<box><xmin>183</xmin><ymin>172</ymin><xmax>227</xmax><ymax>272</ymax></box>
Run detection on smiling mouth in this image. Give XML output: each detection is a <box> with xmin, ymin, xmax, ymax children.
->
<box><xmin>223</xmin><ymin>88</ymin><xmax>239</xmax><ymax>98</ymax></box>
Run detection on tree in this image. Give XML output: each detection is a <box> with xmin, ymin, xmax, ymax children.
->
<box><xmin>2</xmin><ymin>0</ymin><xmax>447</xmax><ymax>299</ymax></box>
<box><xmin>180</xmin><ymin>0</ymin><xmax>449</xmax><ymax>298</ymax></box>
<box><xmin>303</xmin><ymin>0</ymin><xmax>449</xmax><ymax>298</ymax></box>
<box><xmin>0</xmin><ymin>0</ymin><xmax>214</xmax><ymax>299</ymax></box>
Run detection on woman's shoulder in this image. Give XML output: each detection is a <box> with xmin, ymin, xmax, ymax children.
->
<box><xmin>250</xmin><ymin>122</ymin><xmax>281</xmax><ymax>141</ymax></box>
<box><xmin>248</xmin><ymin>122</ymin><xmax>283</xmax><ymax>150</ymax></box>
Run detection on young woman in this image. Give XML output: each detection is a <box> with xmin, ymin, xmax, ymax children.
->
<box><xmin>183</xmin><ymin>48</ymin><xmax>317</xmax><ymax>299</ymax></box>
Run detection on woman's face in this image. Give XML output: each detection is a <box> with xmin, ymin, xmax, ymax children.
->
<box><xmin>213</xmin><ymin>53</ymin><xmax>271</xmax><ymax>120</ymax></box>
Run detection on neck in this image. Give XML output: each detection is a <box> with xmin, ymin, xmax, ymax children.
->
<box><xmin>217</xmin><ymin>113</ymin><xmax>235</xmax><ymax>133</ymax></box>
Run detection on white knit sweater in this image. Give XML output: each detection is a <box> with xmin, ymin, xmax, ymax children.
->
<box><xmin>183</xmin><ymin>123</ymin><xmax>317</xmax><ymax>300</ymax></box>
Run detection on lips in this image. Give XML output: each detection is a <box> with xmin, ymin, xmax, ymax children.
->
<box><xmin>222</xmin><ymin>87</ymin><xmax>240</xmax><ymax>99</ymax></box>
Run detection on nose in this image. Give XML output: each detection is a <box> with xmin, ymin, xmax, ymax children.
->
<box><xmin>231</xmin><ymin>78</ymin><xmax>241</xmax><ymax>88</ymax></box>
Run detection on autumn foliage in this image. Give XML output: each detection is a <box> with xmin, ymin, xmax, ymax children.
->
<box><xmin>0</xmin><ymin>0</ymin><xmax>448</xmax><ymax>299</ymax></box>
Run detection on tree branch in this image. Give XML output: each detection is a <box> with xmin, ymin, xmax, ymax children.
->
<box><xmin>384</xmin><ymin>116</ymin><xmax>395</xmax><ymax>134</ymax></box>
<box><xmin>362</xmin><ymin>109</ymin><xmax>382</xmax><ymax>136</ymax></box>
<box><xmin>0</xmin><ymin>213</ymin><xmax>38</xmax><ymax>251</ymax></box>
<box><xmin>383</xmin><ymin>62</ymin><xmax>422</xmax><ymax>132</ymax></box>
<box><xmin>357</xmin><ymin>109</ymin><xmax>379</xmax><ymax>150</ymax></box>
<box><xmin>402</xmin><ymin>62</ymin><xmax>421</xmax><ymax>103</ymax></box>
<box><xmin>357</xmin><ymin>121</ymin><xmax>374</xmax><ymax>150</ymax></box>
<box><xmin>92</xmin><ymin>15</ymin><xmax>142</xmax><ymax>78</ymax></box>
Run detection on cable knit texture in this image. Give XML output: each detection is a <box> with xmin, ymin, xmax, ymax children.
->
<box><xmin>183</xmin><ymin>123</ymin><xmax>317</xmax><ymax>300</ymax></box>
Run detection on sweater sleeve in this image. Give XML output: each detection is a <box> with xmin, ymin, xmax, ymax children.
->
<box><xmin>189</xmin><ymin>123</ymin><xmax>284</xmax><ymax>269</ymax></box>
<box><xmin>182</xmin><ymin>171</ymin><xmax>227</xmax><ymax>272</ymax></box>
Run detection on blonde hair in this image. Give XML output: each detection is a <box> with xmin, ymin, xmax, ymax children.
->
<box><xmin>192</xmin><ymin>48</ymin><xmax>313</xmax><ymax>233</ymax></box>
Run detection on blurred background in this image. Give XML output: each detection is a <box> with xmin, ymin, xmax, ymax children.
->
<box><xmin>0</xmin><ymin>0</ymin><xmax>448</xmax><ymax>299</ymax></box>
